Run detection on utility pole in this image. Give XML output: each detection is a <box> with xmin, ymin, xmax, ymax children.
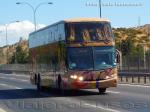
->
<box><xmin>86</xmin><ymin>0</ymin><xmax>102</xmax><ymax>18</ymax></box>
<box><xmin>99</xmin><ymin>0</ymin><xmax>102</xmax><ymax>18</ymax></box>
<box><xmin>138</xmin><ymin>16</ymin><xmax>141</xmax><ymax>28</ymax></box>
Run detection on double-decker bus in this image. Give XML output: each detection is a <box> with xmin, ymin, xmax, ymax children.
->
<box><xmin>29</xmin><ymin>18</ymin><xmax>119</xmax><ymax>94</ymax></box>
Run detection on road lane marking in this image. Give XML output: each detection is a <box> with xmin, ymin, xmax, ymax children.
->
<box><xmin>1</xmin><ymin>73</ymin><xmax>29</xmax><ymax>78</ymax></box>
<box><xmin>20</xmin><ymin>79</ymin><xmax>29</xmax><ymax>82</ymax></box>
<box><xmin>0</xmin><ymin>83</ymin><xmax>22</xmax><ymax>89</ymax></box>
<box><xmin>107</xmin><ymin>91</ymin><xmax>120</xmax><ymax>94</ymax></box>
<box><xmin>0</xmin><ymin>108</ymin><xmax>7</xmax><ymax>112</ymax></box>
<box><xmin>0</xmin><ymin>76</ymin><xmax>29</xmax><ymax>82</ymax></box>
<box><xmin>119</xmin><ymin>84</ymin><xmax>150</xmax><ymax>88</ymax></box>
<box><xmin>84</xmin><ymin>89</ymin><xmax>120</xmax><ymax>94</ymax></box>
<box><xmin>12</xmin><ymin>74</ymin><xmax>30</xmax><ymax>78</ymax></box>
<box><xmin>84</xmin><ymin>103</ymin><xmax>120</xmax><ymax>112</ymax></box>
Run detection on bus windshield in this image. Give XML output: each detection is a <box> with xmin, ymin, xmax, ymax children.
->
<box><xmin>93</xmin><ymin>47</ymin><xmax>116</xmax><ymax>70</ymax></box>
<box><xmin>67</xmin><ymin>47</ymin><xmax>116</xmax><ymax>70</ymax></box>
<box><xmin>67</xmin><ymin>47</ymin><xmax>93</xmax><ymax>70</ymax></box>
<box><xmin>66</xmin><ymin>22</ymin><xmax>114</xmax><ymax>43</ymax></box>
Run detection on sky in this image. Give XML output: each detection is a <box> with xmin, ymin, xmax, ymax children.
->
<box><xmin>0</xmin><ymin>0</ymin><xmax>149</xmax><ymax>46</ymax></box>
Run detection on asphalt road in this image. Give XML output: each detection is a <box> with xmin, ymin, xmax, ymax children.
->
<box><xmin>0</xmin><ymin>73</ymin><xmax>150</xmax><ymax>112</ymax></box>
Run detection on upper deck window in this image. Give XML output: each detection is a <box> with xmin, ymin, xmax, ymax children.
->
<box><xmin>66</xmin><ymin>22</ymin><xmax>114</xmax><ymax>43</ymax></box>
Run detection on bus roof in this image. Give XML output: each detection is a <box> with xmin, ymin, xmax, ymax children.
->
<box><xmin>30</xmin><ymin>18</ymin><xmax>110</xmax><ymax>35</ymax></box>
<box><xmin>64</xmin><ymin>18</ymin><xmax>110</xmax><ymax>23</ymax></box>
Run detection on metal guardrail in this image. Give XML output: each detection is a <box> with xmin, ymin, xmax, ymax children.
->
<box><xmin>0</xmin><ymin>70</ymin><xmax>30</xmax><ymax>74</ymax></box>
<box><xmin>119</xmin><ymin>72</ymin><xmax>150</xmax><ymax>84</ymax></box>
<box><xmin>0</xmin><ymin>64</ymin><xmax>31</xmax><ymax>74</ymax></box>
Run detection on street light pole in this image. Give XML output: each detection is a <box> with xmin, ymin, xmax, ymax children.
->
<box><xmin>5</xmin><ymin>21</ymin><xmax>19</xmax><ymax>63</ymax></box>
<box><xmin>16</xmin><ymin>2</ymin><xmax>53</xmax><ymax>31</ymax></box>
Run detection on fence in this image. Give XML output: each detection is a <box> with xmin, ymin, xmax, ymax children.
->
<box><xmin>119</xmin><ymin>54</ymin><xmax>150</xmax><ymax>73</ymax></box>
<box><xmin>119</xmin><ymin>72</ymin><xmax>150</xmax><ymax>85</ymax></box>
<box><xmin>0</xmin><ymin>64</ymin><xmax>32</xmax><ymax>74</ymax></box>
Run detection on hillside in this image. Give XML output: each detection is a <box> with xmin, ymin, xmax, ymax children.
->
<box><xmin>137</xmin><ymin>24</ymin><xmax>150</xmax><ymax>35</ymax></box>
<box><xmin>113</xmin><ymin>26</ymin><xmax>150</xmax><ymax>53</ymax></box>
<box><xmin>0</xmin><ymin>40</ymin><xmax>28</xmax><ymax>64</ymax></box>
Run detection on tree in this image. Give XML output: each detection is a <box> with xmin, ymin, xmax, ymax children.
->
<box><xmin>9</xmin><ymin>45</ymin><xmax>29</xmax><ymax>64</ymax></box>
<box><xmin>120</xmin><ymin>39</ymin><xmax>134</xmax><ymax>56</ymax></box>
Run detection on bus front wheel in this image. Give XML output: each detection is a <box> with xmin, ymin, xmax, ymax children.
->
<box><xmin>98</xmin><ymin>88</ymin><xmax>106</xmax><ymax>94</ymax></box>
<box><xmin>58</xmin><ymin>75</ymin><xmax>64</xmax><ymax>95</ymax></box>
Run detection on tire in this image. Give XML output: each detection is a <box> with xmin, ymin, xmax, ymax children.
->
<box><xmin>37</xmin><ymin>73</ymin><xmax>41</xmax><ymax>91</ymax></box>
<box><xmin>34</xmin><ymin>74</ymin><xmax>37</xmax><ymax>84</ymax></box>
<box><xmin>58</xmin><ymin>74</ymin><xmax>62</xmax><ymax>89</ymax></box>
<box><xmin>57</xmin><ymin>75</ymin><xmax>64</xmax><ymax>95</ymax></box>
<box><xmin>98</xmin><ymin>88</ymin><xmax>106</xmax><ymax>94</ymax></box>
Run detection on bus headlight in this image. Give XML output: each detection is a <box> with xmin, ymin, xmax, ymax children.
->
<box><xmin>105</xmin><ymin>74</ymin><xmax>117</xmax><ymax>79</ymax></box>
<box><xmin>78</xmin><ymin>76</ymin><xmax>84</xmax><ymax>81</ymax></box>
<box><xmin>70</xmin><ymin>75</ymin><xmax>74</xmax><ymax>79</ymax></box>
<box><xmin>105</xmin><ymin>76</ymin><xmax>110</xmax><ymax>79</ymax></box>
<box><xmin>70</xmin><ymin>75</ymin><xmax>77</xmax><ymax>79</ymax></box>
<box><xmin>70</xmin><ymin>75</ymin><xmax>84</xmax><ymax>81</ymax></box>
<box><xmin>111</xmin><ymin>74</ymin><xmax>117</xmax><ymax>78</ymax></box>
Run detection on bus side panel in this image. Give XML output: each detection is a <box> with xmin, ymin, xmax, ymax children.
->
<box><xmin>29</xmin><ymin>43</ymin><xmax>67</xmax><ymax>88</ymax></box>
<box><xmin>29</xmin><ymin>22</ymin><xmax>67</xmax><ymax>87</ymax></box>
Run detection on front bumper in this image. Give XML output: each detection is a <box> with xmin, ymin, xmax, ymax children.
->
<box><xmin>68</xmin><ymin>78</ymin><xmax>118</xmax><ymax>89</ymax></box>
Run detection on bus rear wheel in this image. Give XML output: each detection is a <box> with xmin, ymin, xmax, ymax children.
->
<box><xmin>98</xmin><ymin>88</ymin><xmax>106</xmax><ymax>94</ymax></box>
<box><xmin>37</xmin><ymin>74</ymin><xmax>41</xmax><ymax>91</ymax></box>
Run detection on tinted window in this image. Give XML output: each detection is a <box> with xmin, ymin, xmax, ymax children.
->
<box><xmin>67</xmin><ymin>47</ymin><xmax>93</xmax><ymax>70</ymax></box>
<box><xmin>66</xmin><ymin>22</ymin><xmax>113</xmax><ymax>43</ymax></box>
<box><xmin>94</xmin><ymin>47</ymin><xmax>116</xmax><ymax>70</ymax></box>
<box><xmin>67</xmin><ymin>46</ymin><xmax>116</xmax><ymax>70</ymax></box>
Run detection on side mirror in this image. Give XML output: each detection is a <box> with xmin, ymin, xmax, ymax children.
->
<box><xmin>116</xmin><ymin>49</ymin><xmax>122</xmax><ymax>70</ymax></box>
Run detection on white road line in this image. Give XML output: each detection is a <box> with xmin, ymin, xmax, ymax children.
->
<box><xmin>0</xmin><ymin>83</ymin><xmax>22</xmax><ymax>89</ymax></box>
<box><xmin>1</xmin><ymin>73</ymin><xmax>29</xmax><ymax>78</ymax></box>
<box><xmin>84</xmin><ymin>89</ymin><xmax>120</xmax><ymax>94</ymax></box>
<box><xmin>12</xmin><ymin>74</ymin><xmax>29</xmax><ymax>78</ymax></box>
<box><xmin>119</xmin><ymin>84</ymin><xmax>150</xmax><ymax>88</ymax></box>
<box><xmin>0</xmin><ymin>76</ymin><xmax>29</xmax><ymax>82</ymax></box>
<box><xmin>84</xmin><ymin>103</ymin><xmax>120</xmax><ymax>112</ymax></box>
<box><xmin>0</xmin><ymin>108</ymin><xmax>7</xmax><ymax>112</ymax></box>
<box><xmin>20</xmin><ymin>79</ymin><xmax>29</xmax><ymax>82</ymax></box>
<box><xmin>107</xmin><ymin>91</ymin><xmax>120</xmax><ymax>94</ymax></box>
